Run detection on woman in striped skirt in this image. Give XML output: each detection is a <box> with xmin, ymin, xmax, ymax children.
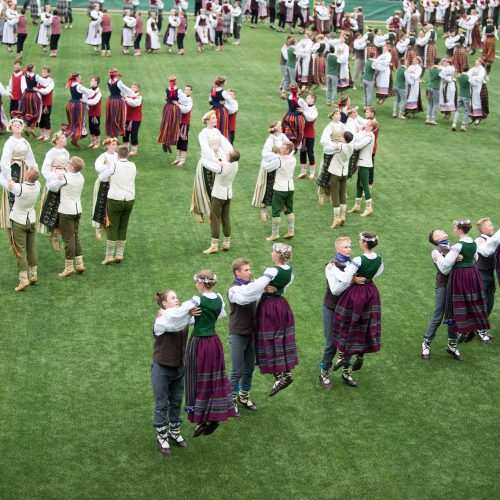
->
<box><xmin>209</xmin><ymin>76</ymin><xmax>231</xmax><ymax>139</ymax></box>
<box><xmin>158</xmin><ymin>76</ymin><xmax>187</xmax><ymax>154</ymax></box>
<box><xmin>332</xmin><ymin>232</ymin><xmax>383</xmax><ymax>374</ymax></box>
<box><xmin>62</xmin><ymin>72</ymin><xmax>92</xmax><ymax>146</ymax></box>
<box><xmin>92</xmin><ymin>138</ymin><xmax>118</xmax><ymax>241</ymax></box>
<box><xmin>441</xmin><ymin>220</ymin><xmax>490</xmax><ymax>352</ymax></box>
<box><xmin>105</xmin><ymin>68</ymin><xmax>134</xmax><ymax>138</ymax></box>
<box><xmin>281</xmin><ymin>83</ymin><xmax>306</xmax><ymax>150</ymax></box>
<box><xmin>185</xmin><ymin>270</ymin><xmax>237</xmax><ymax>437</ymax></box>
<box><xmin>256</xmin><ymin>243</ymin><xmax>298</xmax><ymax>397</ymax></box>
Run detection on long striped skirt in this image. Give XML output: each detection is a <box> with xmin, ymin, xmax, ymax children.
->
<box><xmin>332</xmin><ymin>283</ymin><xmax>382</xmax><ymax>356</ymax></box>
<box><xmin>482</xmin><ymin>37</ymin><xmax>496</xmax><ymax>63</ymax></box>
<box><xmin>444</xmin><ymin>267</ymin><xmax>490</xmax><ymax>335</ymax></box>
<box><xmin>366</xmin><ymin>46</ymin><xmax>378</xmax><ymax>59</ymax></box>
<box><xmin>92</xmin><ymin>179</ymin><xmax>110</xmax><ymax>228</ymax></box>
<box><xmin>211</xmin><ymin>106</ymin><xmax>229</xmax><ymax>140</ymax></box>
<box><xmin>313</xmin><ymin>55</ymin><xmax>326</xmax><ymax>85</ymax></box>
<box><xmin>1</xmin><ymin>162</ymin><xmax>26</xmax><ymax>229</ymax></box>
<box><xmin>316</xmin><ymin>153</ymin><xmax>332</xmax><ymax>197</ymax></box>
<box><xmin>281</xmin><ymin>112</ymin><xmax>305</xmax><ymax>150</ymax></box>
<box><xmin>56</xmin><ymin>0</ymin><xmax>68</xmax><ymax>16</ymax></box>
<box><xmin>157</xmin><ymin>102</ymin><xmax>181</xmax><ymax>145</ymax></box>
<box><xmin>406</xmin><ymin>48</ymin><xmax>417</xmax><ymax>65</ymax></box>
<box><xmin>38</xmin><ymin>188</ymin><xmax>60</xmax><ymax>232</ymax></box>
<box><xmin>64</xmin><ymin>101</ymin><xmax>86</xmax><ymax>140</ymax></box>
<box><xmin>480</xmin><ymin>83</ymin><xmax>489</xmax><ymax>119</ymax></box>
<box><xmin>105</xmin><ymin>97</ymin><xmax>126</xmax><ymax>138</ymax></box>
<box><xmin>471</xmin><ymin>25</ymin><xmax>482</xmax><ymax>51</ymax></box>
<box><xmin>14</xmin><ymin>91</ymin><xmax>42</xmax><ymax>128</ymax></box>
<box><xmin>425</xmin><ymin>43</ymin><xmax>437</xmax><ymax>69</ymax></box>
<box><xmin>256</xmin><ymin>294</ymin><xmax>298</xmax><ymax>374</ymax></box>
<box><xmin>185</xmin><ymin>335</ymin><xmax>237</xmax><ymax>424</ymax></box>
<box><xmin>452</xmin><ymin>47</ymin><xmax>468</xmax><ymax>74</ymax></box>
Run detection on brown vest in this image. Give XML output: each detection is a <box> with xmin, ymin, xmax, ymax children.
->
<box><xmin>323</xmin><ymin>258</ymin><xmax>347</xmax><ymax>310</ymax></box>
<box><xmin>228</xmin><ymin>281</ymin><xmax>257</xmax><ymax>335</ymax></box>
<box><xmin>435</xmin><ymin>244</ymin><xmax>450</xmax><ymax>288</ymax></box>
<box><xmin>152</xmin><ymin>325</ymin><xmax>189</xmax><ymax>367</ymax></box>
<box><xmin>475</xmin><ymin>235</ymin><xmax>496</xmax><ymax>272</ymax></box>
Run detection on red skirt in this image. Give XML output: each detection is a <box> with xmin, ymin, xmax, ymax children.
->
<box><xmin>14</xmin><ymin>90</ymin><xmax>42</xmax><ymax>127</ymax></box>
<box><xmin>452</xmin><ymin>47</ymin><xmax>468</xmax><ymax>74</ymax></box>
<box><xmin>63</xmin><ymin>101</ymin><xmax>86</xmax><ymax>140</ymax></box>
<box><xmin>211</xmin><ymin>106</ymin><xmax>229</xmax><ymax>139</ymax></box>
<box><xmin>482</xmin><ymin>37</ymin><xmax>496</xmax><ymax>63</ymax></box>
<box><xmin>281</xmin><ymin>112</ymin><xmax>305</xmax><ymax>149</ymax></box>
<box><xmin>157</xmin><ymin>102</ymin><xmax>181</xmax><ymax>145</ymax></box>
<box><xmin>105</xmin><ymin>97</ymin><xmax>126</xmax><ymax>138</ymax></box>
<box><xmin>313</xmin><ymin>55</ymin><xmax>326</xmax><ymax>85</ymax></box>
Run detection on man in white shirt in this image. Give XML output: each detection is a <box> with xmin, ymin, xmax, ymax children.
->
<box><xmin>202</xmin><ymin>149</ymin><xmax>240</xmax><ymax>254</ymax></box>
<box><xmin>99</xmin><ymin>145</ymin><xmax>137</xmax><ymax>265</ymax></box>
<box><xmin>47</xmin><ymin>156</ymin><xmax>85</xmax><ymax>277</ymax></box>
<box><xmin>0</xmin><ymin>166</ymin><xmax>40</xmax><ymax>291</ymax></box>
<box><xmin>261</xmin><ymin>142</ymin><xmax>296</xmax><ymax>241</ymax></box>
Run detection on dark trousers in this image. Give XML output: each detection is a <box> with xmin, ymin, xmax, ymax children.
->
<box><xmin>194</xmin><ymin>1</ymin><xmax>202</xmax><ymax>16</ymax></box>
<box><xmin>269</xmin><ymin>6</ymin><xmax>276</xmax><ymax>23</ymax></box>
<box><xmin>101</xmin><ymin>31</ymin><xmax>111</xmax><ymax>50</ymax></box>
<box><xmin>176</xmin><ymin>124</ymin><xmax>190</xmax><ymax>151</ymax></box>
<box><xmin>64</xmin><ymin>5</ymin><xmax>72</xmax><ymax>24</ymax></box>
<box><xmin>229</xmin><ymin>334</ymin><xmax>255</xmax><ymax>393</ymax></box>
<box><xmin>479</xmin><ymin>270</ymin><xmax>496</xmax><ymax>316</ymax></box>
<box><xmin>11</xmin><ymin>220</ymin><xmax>37</xmax><ymax>272</ymax></box>
<box><xmin>49</xmin><ymin>34</ymin><xmax>60</xmax><ymax>50</ymax></box>
<box><xmin>299</xmin><ymin>137</ymin><xmax>315</xmax><ymax>165</ymax></box>
<box><xmin>17</xmin><ymin>34</ymin><xmax>27</xmax><ymax>54</ymax></box>
<box><xmin>177</xmin><ymin>32</ymin><xmax>184</xmax><ymax>49</ymax></box>
<box><xmin>278</xmin><ymin>12</ymin><xmax>286</xmax><ymax>28</ymax></box>
<box><xmin>59</xmin><ymin>213</ymin><xmax>82</xmax><ymax>260</ymax></box>
<box><xmin>89</xmin><ymin>115</ymin><xmax>100</xmax><ymax>136</ymax></box>
<box><xmin>233</xmin><ymin>24</ymin><xmax>241</xmax><ymax>40</ymax></box>
<box><xmin>39</xmin><ymin>105</ymin><xmax>52</xmax><ymax>129</ymax></box>
<box><xmin>369</xmin><ymin>154</ymin><xmax>376</xmax><ymax>185</ymax></box>
<box><xmin>134</xmin><ymin>33</ymin><xmax>142</xmax><ymax>49</ymax></box>
<box><xmin>292</xmin><ymin>10</ymin><xmax>304</xmax><ymax>28</ymax></box>
<box><xmin>251</xmin><ymin>8</ymin><xmax>258</xmax><ymax>24</ymax></box>
<box><xmin>107</xmin><ymin>199</ymin><xmax>134</xmax><ymax>241</ymax></box>
<box><xmin>123</xmin><ymin>121</ymin><xmax>141</xmax><ymax>145</ymax></box>
<box><xmin>210</xmin><ymin>197</ymin><xmax>231</xmax><ymax>239</ymax></box>
<box><xmin>215</xmin><ymin>30</ymin><xmax>223</xmax><ymax>46</ymax></box>
<box><xmin>10</xmin><ymin>100</ymin><xmax>20</xmax><ymax>117</ymax></box>
<box><xmin>151</xmin><ymin>363</ymin><xmax>185</xmax><ymax>429</ymax></box>
<box><xmin>229</xmin><ymin>130</ymin><xmax>235</xmax><ymax>144</ymax></box>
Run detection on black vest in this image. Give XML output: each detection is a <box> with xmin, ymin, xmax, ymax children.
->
<box><xmin>434</xmin><ymin>244</ymin><xmax>450</xmax><ymax>288</ymax></box>
<box><xmin>323</xmin><ymin>258</ymin><xmax>347</xmax><ymax>310</ymax></box>
<box><xmin>475</xmin><ymin>235</ymin><xmax>496</xmax><ymax>272</ymax></box>
<box><xmin>152</xmin><ymin>324</ymin><xmax>189</xmax><ymax>367</ymax></box>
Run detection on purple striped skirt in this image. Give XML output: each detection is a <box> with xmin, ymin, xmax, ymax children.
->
<box><xmin>332</xmin><ymin>283</ymin><xmax>382</xmax><ymax>356</ymax></box>
<box><xmin>63</xmin><ymin>101</ymin><xmax>85</xmax><ymax>140</ymax></box>
<box><xmin>256</xmin><ymin>295</ymin><xmax>298</xmax><ymax>374</ymax></box>
<box><xmin>444</xmin><ymin>267</ymin><xmax>490</xmax><ymax>334</ymax></box>
<box><xmin>105</xmin><ymin>97</ymin><xmax>125</xmax><ymax>138</ymax></box>
<box><xmin>281</xmin><ymin>112</ymin><xmax>305</xmax><ymax>150</ymax></box>
<box><xmin>157</xmin><ymin>102</ymin><xmax>181</xmax><ymax>145</ymax></box>
<box><xmin>185</xmin><ymin>335</ymin><xmax>237</xmax><ymax>424</ymax></box>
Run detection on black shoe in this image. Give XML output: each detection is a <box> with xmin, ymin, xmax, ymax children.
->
<box><xmin>445</xmin><ymin>346</ymin><xmax>463</xmax><ymax>361</ymax></box>
<box><xmin>332</xmin><ymin>357</ymin><xmax>350</xmax><ymax>371</ymax></box>
<box><xmin>464</xmin><ymin>332</ymin><xmax>476</xmax><ymax>342</ymax></box>
<box><xmin>341</xmin><ymin>373</ymin><xmax>358</xmax><ymax>387</ymax></box>
<box><xmin>162</xmin><ymin>143</ymin><xmax>168</xmax><ymax>153</ymax></box>
<box><xmin>193</xmin><ymin>423</ymin><xmax>207</xmax><ymax>437</ymax></box>
<box><xmin>352</xmin><ymin>356</ymin><xmax>364</xmax><ymax>371</ymax></box>
<box><xmin>237</xmin><ymin>395</ymin><xmax>257</xmax><ymax>411</ymax></box>
<box><xmin>168</xmin><ymin>431</ymin><xmax>188</xmax><ymax>448</ymax></box>
<box><xmin>269</xmin><ymin>375</ymin><xmax>293</xmax><ymax>396</ymax></box>
<box><xmin>202</xmin><ymin>421</ymin><xmax>220</xmax><ymax>436</ymax></box>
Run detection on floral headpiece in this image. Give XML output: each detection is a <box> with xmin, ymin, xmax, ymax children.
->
<box><xmin>360</xmin><ymin>233</ymin><xmax>378</xmax><ymax>242</ymax></box>
<box><xmin>7</xmin><ymin>118</ymin><xmax>24</xmax><ymax>131</ymax></box>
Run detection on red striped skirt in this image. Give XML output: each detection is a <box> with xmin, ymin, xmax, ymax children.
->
<box><xmin>482</xmin><ymin>37</ymin><xmax>496</xmax><ymax>63</ymax></box>
<box><xmin>64</xmin><ymin>101</ymin><xmax>86</xmax><ymax>140</ymax></box>
<box><xmin>105</xmin><ymin>97</ymin><xmax>126</xmax><ymax>138</ymax></box>
<box><xmin>157</xmin><ymin>102</ymin><xmax>181</xmax><ymax>145</ymax></box>
<box><xmin>313</xmin><ymin>55</ymin><xmax>326</xmax><ymax>85</ymax></box>
<box><xmin>281</xmin><ymin>112</ymin><xmax>305</xmax><ymax>149</ymax></box>
<box><xmin>452</xmin><ymin>47</ymin><xmax>468</xmax><ymax>74</ymax></box>
<box><xmin>15</xmin><ymin>91</ymin><xmax>42</xmax><ymax>127</ymax></box>
<box><xmin>212</xmin><ymin>106</ymin><xmax>229</xmax><ymax>139</ymax></box>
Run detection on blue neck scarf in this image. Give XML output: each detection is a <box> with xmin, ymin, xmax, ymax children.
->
<box><xmin>234</xmin><ymin>278</ymin><xmax>251</xmax><ymax>285</ymax></box>
<box><xmin>335</xmin><ymin>253</ymin><xmax>351</xmax><ymax>263</ymax></box>
<box><xmin>438</xmin><ymin>239</ymin><xmax>450</xmax><ymax>247</ymax></box>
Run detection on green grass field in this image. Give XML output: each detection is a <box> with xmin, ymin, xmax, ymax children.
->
<box><xmin>0</xmin><ymin>12</ymin><xmax>499</xmax><ymax>499</ymax></box>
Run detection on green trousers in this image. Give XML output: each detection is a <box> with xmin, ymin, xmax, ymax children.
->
<box><xmin>329</xmin><ymin>174</ymin><xmax>348</xmax><ymax>207</ymax></box>
<box><xmin>107</xmin><ymin>199</ymin><xmax>135</xmax><ymax>241</ymax></box>
<box><xmin>356</xmin><ymin>167</ymin><xmax>372</xmax><ymax>200</ymax></box>
<box><xmin>210</xmin><ymin>197</ymin><xmax>231</xmax><ymax>239</ymax></box>
<box><xmin>11</xmin><ymin>220</ymin><xmax>37</xmax><ymax>272</ymax></box>
<box><xmin>272</xmin><ymin>190</ymin><xmax>294</xmax><ymax>217</ymax></box>
<box><xmin>59</xmin><ymin>213</ymin><xmax>82</xmax><ymax>260</ymax></box>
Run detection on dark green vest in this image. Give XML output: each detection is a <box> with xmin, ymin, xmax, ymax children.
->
<box><xmin>457</xmin><ymin>73</ymin><xmax>471</xmax><ymax>98</ymax></box>
<box><xmin>327</xmin><ymin>53</ymin><xmax>339</xmax><ymax>75</ymax></box>
<box><xmin>427</xmin><ymin>67</ymin><xmax>441</xmax><ymax>90</ymax></box>
<box><xmin>395</xmin><ymin>65</ymin><xmax>406</xmax><ymax>89</ymax></box>
<box><xmin>454</xmin><ymin>241</ymin><xmax>476</xmax><ymax>269</ymax></box>
<box><xmin>286</xmin><ymin>46</ymin><xmax>297</xmax><ymax>68</ymax></box>
<box><xmin>362</xmin><ymin>59</ymin><xmax>375</xmax><ymax>81</ymax></box>
<box><xmin>192</xmin><ymin>294</ymin><xmax>223</xmax><ymax>336</ymax></box>
<box><xmin>269</xmin><ymin>266</ymin><xmax>293</xmax><ymax>296</ymax></box>
<box><xmin>357</xmin><ymin>255</ymin><xmax>382</xmax><ymax>280</ymax></box>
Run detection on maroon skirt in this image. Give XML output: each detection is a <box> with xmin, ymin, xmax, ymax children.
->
<box><xmin>281</xmin><ymin>112</ymin><xmax>305</xmax><ymax>150</ymax></box>
<box><xmin>313</xmin><ymin>55</ymin><xmax>326</xmax><ymax>85</ymax></box>
<box><xmin>157</xmin><ymin>102</ymin><xmax>181</xmax><ymax>145</ymax></box>
<box><xmin>185</xmin><ymin>335</ymin><xmax>237</xmax><ymax>424</ymax></box>
<box><xmin>105</xmin><ymin>96</ymin><xmax>126</xmax><ymax>138</ymax></box>
<box><xmin>63</xmin><ymin>101</ymin><xmax>86</xmax><ymax>140</ymax></box>
<box><xmin>452</xmin><ymin>47</ymin><xmax>468</xmax><ymax>74</ymax></box>
<box><xmin>211</xmin><ymin>106</ymin><xmax>229</xmax><ymax>140</ymax></box>
<box><xmin>332</xmin><ymin>283</ymin><xmax>382</xmax><ymax>356</ymax></box>
<box><xmin>14</xmin><ymin>90</ymin><xmax>42</xmax><ymax>127</ymax></box>
<box><xmin>256</xmin><ymin>294</ymin><xmax>298</xmax><ymax>374</ymax></box>
<box><xmin>444</xmin><ymin>267</ymin><xmax>490</xmax><ymax>334</ymax></box>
